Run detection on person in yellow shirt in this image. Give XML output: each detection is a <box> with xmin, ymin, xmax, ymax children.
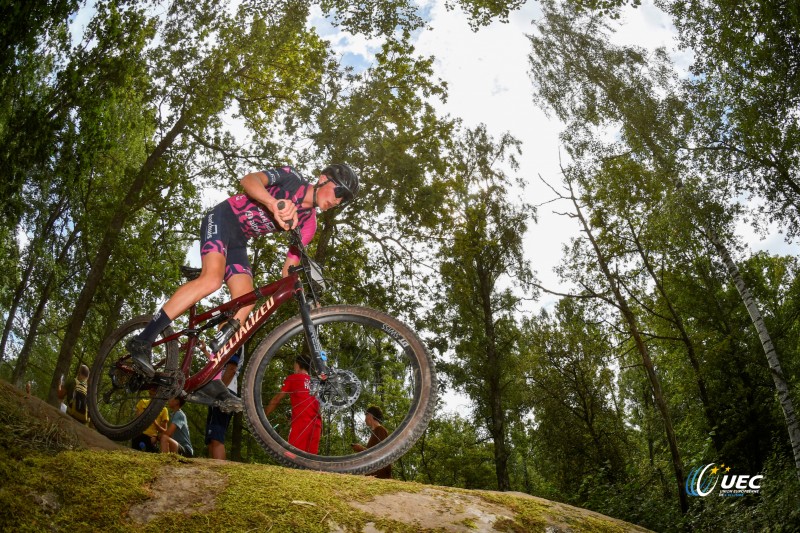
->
<box><xmin>131</xmin><ymin>389</ymin><xmax>169</xmax><ymax>452</ymax></box>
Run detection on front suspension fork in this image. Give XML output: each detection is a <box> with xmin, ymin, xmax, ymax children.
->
<box><xmin>295</xmin><ymin>284</ymin><xmax>331</xmax><ymax>379</ymax></box>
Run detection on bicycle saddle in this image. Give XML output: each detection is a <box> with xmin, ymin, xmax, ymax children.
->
<box><xmin>180</xmin><ymin>265</ymin><xmax>202</xmax><ymax>281</ymax></box>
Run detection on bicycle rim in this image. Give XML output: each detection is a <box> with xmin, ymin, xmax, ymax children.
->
<box><xmin>243</xmin><ymin>305</ymin><xmax>436</xmax><ymax>474</ymax></box>
<box><xmin>88</xmin><ymin>315</ymin><xmax>179</xmax><ymax>441</ymax></box>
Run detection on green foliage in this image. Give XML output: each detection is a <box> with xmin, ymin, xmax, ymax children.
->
<box><xmin>447</xmin><ymin>0</ymin><xmax>528</xmax><ymax>28</ymax></box>
<box><xmin>428</xmin><ymin>125</ymin><xmax>536</xmax><ymax>490</ymax></box>
<box><xmin>521</xmin><ymin>300</ymin><xmax>629</xmax><ymax>489</ymax></box>
<box><xmin>526</xmin><ymin>0</ymin><xmax>800</xmax><ymax>527</ymax></box>
<box><xmin>402</xmin><ymin>413</ymin><xmax>497</xmax><ymax>488</ymax></box>
<box><xmin>578</xmin><ymin>465</ymin><xmax>681</xmax><ymax>532</ymax></box>
<box><xmin>0</xmin><ymin>0</ymin><xmax>78</xmax><ymax>224</ymax></box>
<box><xmin>319</xmin><ymin>0</ymin><xmax>424</xmax><ymax>36</ymax></box>
<box><xmin>666</xmin><ymin>0</ymin><xmax>800</xmax><ymax>239</ymax></box>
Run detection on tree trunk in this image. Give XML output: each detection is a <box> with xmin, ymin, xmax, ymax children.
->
<box><xmin>478</xmin><ymin>259</ymin><xmax>511</xmax><ymax>491</ymax></box>
<box><xmin>0</xmin><ymin>256</ymin><xmax>35</xmax><ymax>362</ymax></box>
<box><xmin>11</xmin><ymin>226</ymin><xmax>79</xmax><ymax>386</ymax></box>
<box><xmin>570</xmin><ymin>183</ymin><xmax>688</xmax><ymax>514</ymax></box>
<box><xmin>706</xmin><ymin>228</ymin><xmax>800</xmax><ymax>484</ymax></box>
<box><xmin>629</xmin><ymin>222</ymin><xmax>720</xmax><ymax>453</ymax></box>
<box><xmin>47</xmin><ymin>112</ymin><xmax>189</xmax><ymax>406</ymax></box>
<box><xmin>0</xmin><ymin>198</ymin><xmax>66</xmax><ymax>361</ymax></box>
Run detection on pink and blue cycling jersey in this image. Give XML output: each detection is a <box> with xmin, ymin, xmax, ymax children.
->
<box><xmin>200</xmin><ymin>166</ymin><xmax>317</xmax><ymax>281</ymax></box>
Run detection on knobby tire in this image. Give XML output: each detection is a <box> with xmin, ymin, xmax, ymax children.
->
<box><xmin>87</xmin><ymin>315</ymin><xmax>179</xmax><ymax>441</ymax></box>
<box><xmin>243</xmin><ymin>305</ymin><xmax>436</xmax><ymax>474</ymax></box>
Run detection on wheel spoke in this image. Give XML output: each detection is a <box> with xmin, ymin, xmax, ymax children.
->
<box><xmin>244</xmin><ymin>306</ymin><xmax>436</xmax><ymax>474</ymax></box>
<box><xmin>87</xmin><ymin>316</ymin><xmax>179</xmax><ymax>441</ymax></box>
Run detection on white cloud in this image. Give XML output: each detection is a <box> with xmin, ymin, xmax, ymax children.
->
<box><xmin>410</xmin><ymin>0</ymin><xmax>796</xmax><ymax>309</ymax></box>
<box><xmin>413</xmin><ymin>1</ymin><xmax>577</xmax><ymax>302</ymax></box>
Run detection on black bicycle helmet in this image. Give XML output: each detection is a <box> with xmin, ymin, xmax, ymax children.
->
<box><xmin>321</xmin><ymin>163</ymin><xmax>359</xmax><ymax>204</ymax></box>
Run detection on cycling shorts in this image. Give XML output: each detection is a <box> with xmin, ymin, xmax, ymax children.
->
<box><xmin>205</xmin><ymin>406</ymin><xmax>234</xmax><ymax>445</ymax></box>
<box><xmin>199</xmin><ymin>202</ymin><xmax>252</xmax><ymax>281</ymax></box>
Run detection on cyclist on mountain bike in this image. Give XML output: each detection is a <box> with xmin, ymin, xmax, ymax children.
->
<box><xmin>125</xmin><ymin>164</ymin><xmax>359</xmax><ymax>389</ymax></box>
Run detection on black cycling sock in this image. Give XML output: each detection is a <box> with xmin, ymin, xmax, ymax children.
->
<box><xmin>139</xmin><ymin>308</ymin><xmax>172</xmax><ymax>343</ymax></box>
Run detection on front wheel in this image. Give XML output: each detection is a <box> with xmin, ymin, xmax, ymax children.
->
<box><xmin>87</xmin><ymin>315</ymin><xmax>180</xmax><ymax>441</ymax></box>
<box><xmin>243</xmin><ymin>305</ymin><xmax>437</xmax><ymax>474</ymax></box>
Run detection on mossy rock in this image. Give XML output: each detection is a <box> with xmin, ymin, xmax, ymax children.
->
<box><xmin>0</xmin><ymin>380</ymin><xmax>652</xmax><ymax>532</ymax></box>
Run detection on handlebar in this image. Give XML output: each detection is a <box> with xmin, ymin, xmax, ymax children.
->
<box><xmin>276</xmin><ymin>200</ymin><xmax>294</xmax><ymax>230</ymax></box>
<box><xmin>275</xmin><ymin>201</ymin><xmax>324</xmax><ymax>297</ymax></box>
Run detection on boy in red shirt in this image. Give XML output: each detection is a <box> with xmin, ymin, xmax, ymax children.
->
<box><xmin>264</xmin><ymin>356</ymin><xmax>322</xmax><ymax>454</ymax></box>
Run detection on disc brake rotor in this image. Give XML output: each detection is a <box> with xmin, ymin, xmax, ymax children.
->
<box><xmin>313</xmin><ymin>369</ymin><xmax>362</xmax><ymax>411</ymax></box>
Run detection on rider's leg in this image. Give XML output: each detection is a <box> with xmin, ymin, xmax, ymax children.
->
<box><xmin>161</xmin><ymin>252</ymin><xmax>226</xmax><ymax>320</ymax></box>
<box><xmin>127</xmin><ymin>252</ymin><xmax>226</xmax><ymax>376</ymax></box>
<box><xmin>225</xmin><ymin>272</ymin><xmax>256</xmax><ymax>326</ymax></box>
<box><xmin>196</xmin><ymin>273</ymin><xmax>254</xmax><ymax>412</ymax></box>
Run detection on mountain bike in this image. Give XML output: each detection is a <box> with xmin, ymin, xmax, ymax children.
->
<box><xmin>87</xmin><ymin>228</ymin><xmax>436</xmax><ymax>474</ymax></box>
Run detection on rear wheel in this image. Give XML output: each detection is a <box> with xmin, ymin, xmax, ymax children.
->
<box><xmin>243</xmin><ymin>305</ymin><xmax>436</xmax><ymax>474</ymax></box>
<box><xmin>87</xmin><ymin>315</ymin><xmax>180</xmax><ymax>441</ymax></box>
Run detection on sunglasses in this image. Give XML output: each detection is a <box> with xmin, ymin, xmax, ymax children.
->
<box><xmin>327</xmin><ymin>177</ymin><xmax>353</xmax><ymax>205</ymax></box>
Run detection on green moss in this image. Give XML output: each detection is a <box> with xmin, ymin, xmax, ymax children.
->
<box><xmin>0</xmin><ymin>381</ymin><xmax>650</xmax><ymax>532</ymax></box>
<box><xmin>0</xmin><ymin>449</ymin><xmax>162</xmax><ymax>532</ymax></box>
<box><xmin>1</xmin><ymin>444</ymin><xmax>649</xmax><ymax>533</ymax></box>
<box><xmin>460</xmin><ymin>516</ymin><xmax>478</xmax><ymax>529</ymax></box>
<box><xmin>201</xmin><ymin>462</ymin><xmax>428</xmax><ymax>533</ymax></box>
<box><xmin>0</xmin><ymin>447</ymin><xmax>439</xmax><ymax>532</ymax></box>
<box><xmin>470</xmin><ymin>492</ymin><xmax>549</xmax><ymax>531</ymax></box>
<box><xmin>0</xmin><ymin>384</ymin><xmax>80</xmax><ymax>459</ymax></box>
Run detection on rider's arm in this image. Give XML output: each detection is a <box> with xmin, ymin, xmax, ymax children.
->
<box><xmin>264</xmin><ymin>391</ymin><xmax>287</xmax><ymax>416</ymax></box>
<box><xmin>240</xmin><ymin>171</ymin><xmax>297</xmax><ymax>229</ymax></box>
<box><xmin>283</xmin><ymin>210</ymin><xmax>316</xmax><ymax>277</ymax></box>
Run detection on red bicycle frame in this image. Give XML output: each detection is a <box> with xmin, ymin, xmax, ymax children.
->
<box><xmin>153</xmin><ymin>272</ymin><xmax>300</xmax><ymax>392</ymax></box>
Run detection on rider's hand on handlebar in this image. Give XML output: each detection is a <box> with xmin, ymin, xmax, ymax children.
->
<box><xmin>272</xmin><ymin>199</ymin><xmax>298</xmax><ymax>230</ymax></box>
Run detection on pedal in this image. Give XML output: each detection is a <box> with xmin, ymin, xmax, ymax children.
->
<box><xmin>215</xmin><ymin>396</ymin><xmax>244</xmax><ymax>414</ymax></box>
<box><xmin>186</xmin><ymin>379</ymin><xmax>243</xmax><ymax>413</ymax></box>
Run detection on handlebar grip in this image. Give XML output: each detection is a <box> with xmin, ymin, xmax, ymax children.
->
<box><xmin>275</xmin><ymin>200</ymin><xmax>294</xmax><ymax>229</ymax></box>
